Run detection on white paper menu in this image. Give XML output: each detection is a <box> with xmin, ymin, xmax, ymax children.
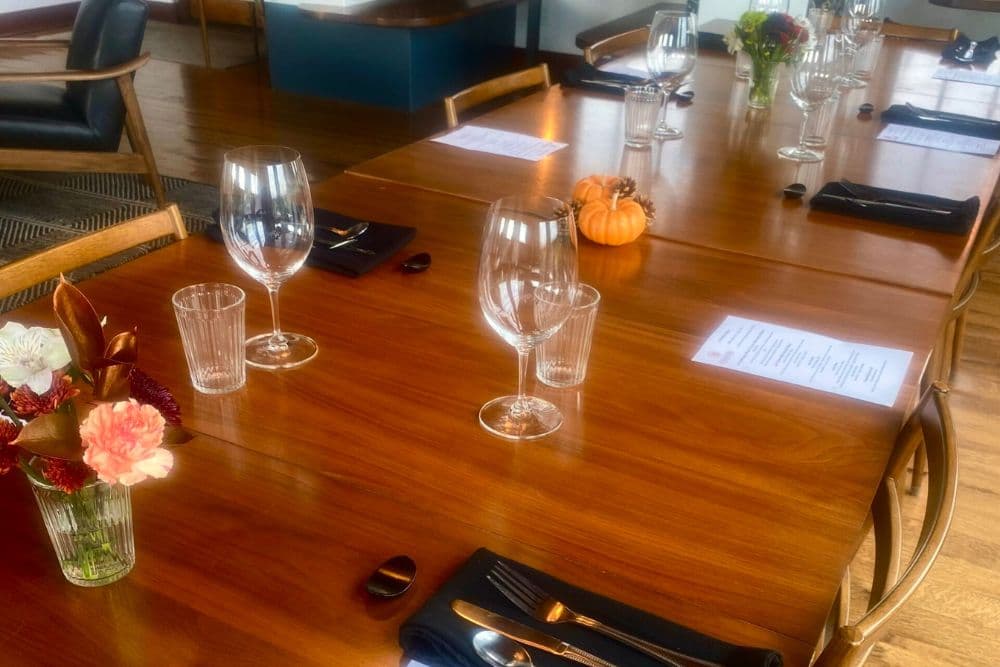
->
<box><xmin>692</xmin><ymin>316</ymin><xmax>913</xmax><ymax>407</ymax></box>
<box><xmin>431</xmin><ymin>125</ymin><xmax>567</xmax><ymax>161</ymax></box>
<box><xmin>933</xmin><ymin>68</ymin><xmax>1000</xmax><ymax>88</ymax></box>
<box><xmin>877</xmin><ymin>123</ymin><xmax>1000</xmax><ymax>156</ymax></box>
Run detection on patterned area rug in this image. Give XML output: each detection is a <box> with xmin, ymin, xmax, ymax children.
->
<box><xmin>0</xmin><ymin>171</ymin><xmax>218</xmax><ymax>313</ymax></box>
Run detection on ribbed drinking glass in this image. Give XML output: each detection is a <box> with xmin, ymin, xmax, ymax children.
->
<box><xmin>536</xmin><ymin>284</ymin><xmax>601</xmax><ymax>388</ymax></box>
<box><xmin>173</xmin><ymin>283</ymin><xmax>247</xmax><ymax>394</ymax></box>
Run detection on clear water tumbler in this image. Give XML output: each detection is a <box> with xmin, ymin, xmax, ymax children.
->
<box><xmin>173</xmin><ymin>283</ymin><xmax>247</xmax><ymax>394</ymax></box>
<box><xmin>536</xmin><ymin>284</ymin><xmax>601</xmax><ymax>388</ymax></box>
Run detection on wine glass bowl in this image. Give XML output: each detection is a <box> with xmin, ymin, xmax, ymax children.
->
<box><xmin>646</xmin><ymin>9</ymin><xmax>698</xmax><ymax>140</ymax></box>
<box><xmin>778</xmin><ymin>37</ymin><xmax>841</xmax><ymax>163</ymax></box>
<box><xmin>478</xmin><ymin>195</ymin><xmax>579</xmax><ymax>440</ymax></box>
<box><xmin>220</xmin><ymin>145</ymin><xmax>318</xmax><ymax>370</ymax></box>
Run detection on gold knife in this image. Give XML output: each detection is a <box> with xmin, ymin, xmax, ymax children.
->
<box><xmin>452</xmin><ymin>600</ymin><xmax>619</xmax><ymax>667</ymax></box>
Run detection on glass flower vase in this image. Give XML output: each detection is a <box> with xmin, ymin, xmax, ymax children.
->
<box><xmin>748</xmin><ymin>58</ymin><xmax>781</xmax><ymax>109</ymax></box>
<box><xmin>29</xmin><ymin>475</ymin><xmax>135</xmax><ymax>587</ymax></box>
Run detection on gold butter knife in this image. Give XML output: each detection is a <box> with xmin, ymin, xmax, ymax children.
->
<box><xmin>452</xmin><ymin>600</ymin><xmax>620</xmax><ymax>667</ymax></box>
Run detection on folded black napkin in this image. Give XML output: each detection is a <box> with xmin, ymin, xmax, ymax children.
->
<box><xmin>880</xmin><ymin>103</ymin><xmax>1000</xmax><ymax>140</ymax></box>
<box><xmin>810</xmin><ymin>181</ymin><xmax>979</xmax><ymax>235</ymax></box>
<box><xmin>562</xmin><ymin>63</ymin><xmax>646</xmax><ymax>96</ymax></box>
<box><xmin>399</xmin><ymin>548</ymin><xmax>782</xmax><ymax>667</ymax></box>
<box><xmin>941</xmin><ymin>34</ymin><xmax>999</xmax><ymax>64</ymax></box>
<box><xmin>207</xmin><ymin>209</ymin><xmax>415</xmax><ymax>278</ymax></box>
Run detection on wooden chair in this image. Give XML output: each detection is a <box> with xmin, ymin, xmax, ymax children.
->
<box><xmin>937</xmin><ymin>197</ymin><xmax>1000</xmax><ymax>382</ymax></box>
<box><xmin>583</xmin><ymin>27</ymin><xmax>650</xmax><ymax>65</ymax></box>
<box><xmin>444</xmin><ymin>64</ymin><xmax>551</xmax><ymax>128</ymax></box>
<box><xmin>881</xmin><ymin>19</ymin><xmax>959</xmax><ymax>42</ymax></box>
<box><xmin>0</xmin><ymin>205</ymin><xmax>187</xmax><ymax>300</ymax></box>
<box><xmin>813</xmin><ymin>382</ymin><xmax>958</xmax><ymax>667</ymax></box>
<box><xmin>196</xmin><ymin>0</ymin><xmax>267</xmax><ymax>69</ymax></box>
<box><xmin>0</xmin><ymin>0</ymin><xmax>166</xmax><ymax>207</ymax></box>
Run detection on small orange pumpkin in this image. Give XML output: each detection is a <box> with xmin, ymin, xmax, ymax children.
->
<box><xmin>572</xmin><ymin>174</ymin><xmax>619</xmax><ymax>204</ymax></box>
<box><xmin>577</xmin><ymin>182</ymin><xmax>650</xmax><ymax>246</ymax></box>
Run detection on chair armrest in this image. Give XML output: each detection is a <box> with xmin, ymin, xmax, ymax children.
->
<box><xmin>0</xmin><ymin>38</ymin><xmax>72</xmax><ymax>48</ymax></box>
<box><xmin>0</xmin><ymin>53</ymin><xmax>150</xmax><ymax>83</ymax></box>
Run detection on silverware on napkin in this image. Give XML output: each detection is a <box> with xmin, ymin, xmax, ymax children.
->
<box><xmin>488</xmin><ymin>560</ymin><xmax>706</xmax><ymax>667</ymax></box>
<box><xmin>452</xmin><ymin>600</ymin><xmax>619</xmax><ymax>667</ymax></box>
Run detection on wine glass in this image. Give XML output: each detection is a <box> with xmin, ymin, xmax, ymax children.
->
<box><xmin>842</xmin><ymin>0</ymin><xmax>883</xmax><ymax>88</ymax></box>
<box><xmin>778</xmin><ymin>36</ymin><xmax>841</xmax><ymax>163</ymax></box>
<box><xmin>478</xmin><ymin>195</ymin><xmax>578</xmax><ymax>440</ymax></box>
<box><xmin>219</xmin><ymin>145</ymin><xmax>318</xmax><ymax>370</ymax></box>
<box><xmin>646</xmin><ymin>9</ymin><xmax>698</xmax><ymax>141</ymax></box>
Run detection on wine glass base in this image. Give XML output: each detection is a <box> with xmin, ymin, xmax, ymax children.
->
<box><xmin>841</xmin><ymin>76</ymin><xmax>867</xmax><ymax>89</ymax></box>
<box><xmin>245</xmin><ymin>332</ymin><xmax>318</xmax><ymax>370</ymax></box>
<box><xmin>654</xmin><ymin>126</ymin><xmax>684</xmax><ymax>140</ymax></box>
<box><xmin>777</xmin><ymin>146</ymin><xmax>824</xmax><ymax>163</ymax></box>
<box><xmin>479</xmin><ymin>395</ymin><xmax>563</xmax><ymax>440</ymax></box>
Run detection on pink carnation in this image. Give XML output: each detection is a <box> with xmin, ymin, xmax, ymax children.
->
<box><xmin>80</xmin><ymin>399</ymin><xmax>172</xmax><ymax>486</ymax></box>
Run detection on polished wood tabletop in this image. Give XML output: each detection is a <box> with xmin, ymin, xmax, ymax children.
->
<box><xmin>1</xmin><ymin>175</ymin><xmax>952</xmax><ymax>666</ymax></box>
<box><xmin>348</xmin><ymin>42</ymin><xmax>1000</xmax><ymax>295</ymax></box>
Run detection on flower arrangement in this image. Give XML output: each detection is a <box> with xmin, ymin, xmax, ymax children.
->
<box><xmin>0</xmin><ymin>278</ymin><xmax>186</xmax><ymax>493</ymax></box>
<box><xmin>725</xmin><ymin>11</ymin><xmax>813</xmax><ymax>108</ymax></box>
<box><xmin>0</xmin><ymin>278</ymin><xmax>187</xmax><ymax>585</ymax></box>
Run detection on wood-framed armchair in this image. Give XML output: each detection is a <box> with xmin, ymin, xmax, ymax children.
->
<box><xmin>0</xmin><ymin>0</ymin><xmax>166</xmax><ymax>207</ymax></box>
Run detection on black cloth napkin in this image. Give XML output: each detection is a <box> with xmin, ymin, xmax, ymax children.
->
<box><xmin>399</xmin><ymin>548</ymin><xmax>783</xmax><ymax>667</ymax></box>
<box><xmin>880</xmin><ymin>103</ymin><xmax>1000</xmax><ymax>140</ymax></box>
<box><xmin>207</xmin><ymin>208</ymin><xmax>415</xmax><ymax>278</ymax></box>
<box><xmin>941</xmin><ymin>34</ymin><xmax>999</xmax><ymax>64</ymax></box>
<box><xmin>810</xmin><ymin>181</ymin><xmax>979</xmax><ymax>235</ymax></box>
<box><xmin>562</xmin><ymin>63</ymin><xmax>646</xmax><ymax>96</ymax></box>
<box><xmin>562</xmin><ymin>63</ymin><xmax>694</xmax><ymax>103</ymax></box>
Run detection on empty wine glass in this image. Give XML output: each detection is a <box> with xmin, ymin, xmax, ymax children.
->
<box><xmin>778</xmin><ymin>37</ymin><xmax>841</xmax><ymax>163</ymax></box>
<box><xmin>220</xmin><ymin>145</ymin><xmax>318</xmax><ymax>369</ymax></box>
<box><xmin>478</xmin><ymin>195</ymin><xmax>578</xmax><ymax>440</ymax></box>
<box><xmin>646</xmin><ymin>9</ymin><xmax>698</xmax><ymax>140</ymax></box>
<box><xmin>842</xmin><ymin>0</ymin><xmax>883</xmax><ymax>88</ymax></box>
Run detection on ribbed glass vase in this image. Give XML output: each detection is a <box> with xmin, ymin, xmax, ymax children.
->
<box><xmin>29</xmin><ymin>475</ymin><xmax>134</xmax><ymax>587</ymax></box>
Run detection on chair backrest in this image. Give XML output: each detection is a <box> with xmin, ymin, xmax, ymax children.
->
<box><xmin>444</xmin><ymin>64</ymin><xmax>551</xmax><ymax>128</ymax></box>
<box><xmin>583</xmin><ymin>27</ymin><xmax>650</xmax><ymax>65</ymax></box>
<box><xmin>65</xmin><ymin>0</ymin><xmax>149</xmax><ymax>150</ymax></box>
<box><xmin>0</xmin><ymin>205</ymin><xmax>187</xmax><ymax>300</ymax></box>
<box><xmin>951</xmin><ymin>197</ymin><xmax>1000</xmax><ymax>314</ymax></box>
<box><xmin>881</xmin><ymin>18</ymin><xmax>958</xmax><ymax>42</ymax></box>
<box><xmin>814</xmin><ymin>383</ymin><xmax>958</xmax><ymax>667</ymax></box>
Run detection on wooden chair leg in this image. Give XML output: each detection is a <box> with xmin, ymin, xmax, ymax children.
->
<box><xmin>949</xmin><ymin>311</ymin><xmax>968</xmax><ymax>382</ymax></box>
<box><xmin>116</xmin><ymin>74</ymin><xmax>167</xmax><ymax>207</ymax></box>
<box><xmin>198</xmin><ymin>0</ymin><xmax>212</xmax><ymax>68</ymax></box>
<box><xmin>910</xmin><ymin>443</ymin><xmax>927</xmax><ymax>496</ymax></box>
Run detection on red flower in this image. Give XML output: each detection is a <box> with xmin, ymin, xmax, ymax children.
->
<box><xmin>41</xmin><ymin>457</ymin><xmax>92</xmax><ymax>493</ymax></box>
<box><xmin>10</xmin><ymin>373</ymin><xmax>80</xmax><ymax>419</ymax></box>
<box><xmin>0</xmin><ymin>444</ymin><xmax>18</xmax><ymax>476</ymax></box>
<box><xmin>0</xmin><ymin>418</ymin><xmax>18</xmax><ymax>447</ymax></box>
<box><xmin>129</xmin><ymin>369</ymin><xmax>182</xmax><ymax>426</ymax></box>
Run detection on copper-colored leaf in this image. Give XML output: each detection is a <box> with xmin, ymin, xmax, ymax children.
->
<box><xmin>53</xmin><ymin>277</ymin><xmax>106</xmax><ymax>374</ymax></box>
<box><xmin>104</xmin><ymin>328</ymin><xmax>138</xmax><ymax>363</ymax></box>
<box><xmin>163</xmin><ymin>424</ymin><xmax>193</xmax><ymax>445</ymax></box>
<box><xmin>93</xmin><ymin>360</ymin><xmax>134</xmax><ymax>402</ymax></box>
<box><xmin>11</xmin><ymin>410</ymin><xmax>83</xmax><ymax>461</ymax></box>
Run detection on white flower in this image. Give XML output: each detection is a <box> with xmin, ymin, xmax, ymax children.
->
<box><xmin>723</xmin><ymin>30</ymin><xmax>743</xmax><ymax>55</ymax></box>
<box><xmin>0</xmin><ymin>322</ymin><xmax>71</xmax><ymax>393</ymax></box>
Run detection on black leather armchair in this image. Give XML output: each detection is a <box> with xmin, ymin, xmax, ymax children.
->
<box><xmin>0</xmin><ymin>0</ymin><xmax>166</xmax><ymax>206</ymax></box>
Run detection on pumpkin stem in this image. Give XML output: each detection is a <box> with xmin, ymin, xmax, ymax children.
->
<box><xmin>610</xmin><ymin>189</ymin><xmax>620</xmax><ymax>211</ymax></box>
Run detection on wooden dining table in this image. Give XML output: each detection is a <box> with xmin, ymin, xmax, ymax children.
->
<box><xmin>348</xmin><ymin>41</ymin><xmax>1000</xmax><ymax>296</ymax></box>
<box><xmin>2</xmin><ymin>36</ymin><xmax>995</xmax><ymax>667</ymax></box>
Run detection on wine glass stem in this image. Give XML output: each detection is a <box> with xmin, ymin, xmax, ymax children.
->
<box><xmin>266</xmin><ymin>285</ymin><xmax>286</xmax><ymax>346</ymax></box>
<box><xmin>798</xmin><ymin>109</ymin><xmax>813</xmax><ymax>153</ymax></box>
<box><xmin>512</xmin><ymin>347</ymin><xmax>531</xmax><ymax>417</ymax></box>
<box><xmin>658</xmin><ymin>90</ymin><xmax>670</xmax><ymax>129</ymax></box>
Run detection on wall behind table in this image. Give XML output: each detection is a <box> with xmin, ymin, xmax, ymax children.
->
<box><xmin>515</xmin><ymin>0</ymin><xmax>1000</xmax><ymax>54</ymax></box>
